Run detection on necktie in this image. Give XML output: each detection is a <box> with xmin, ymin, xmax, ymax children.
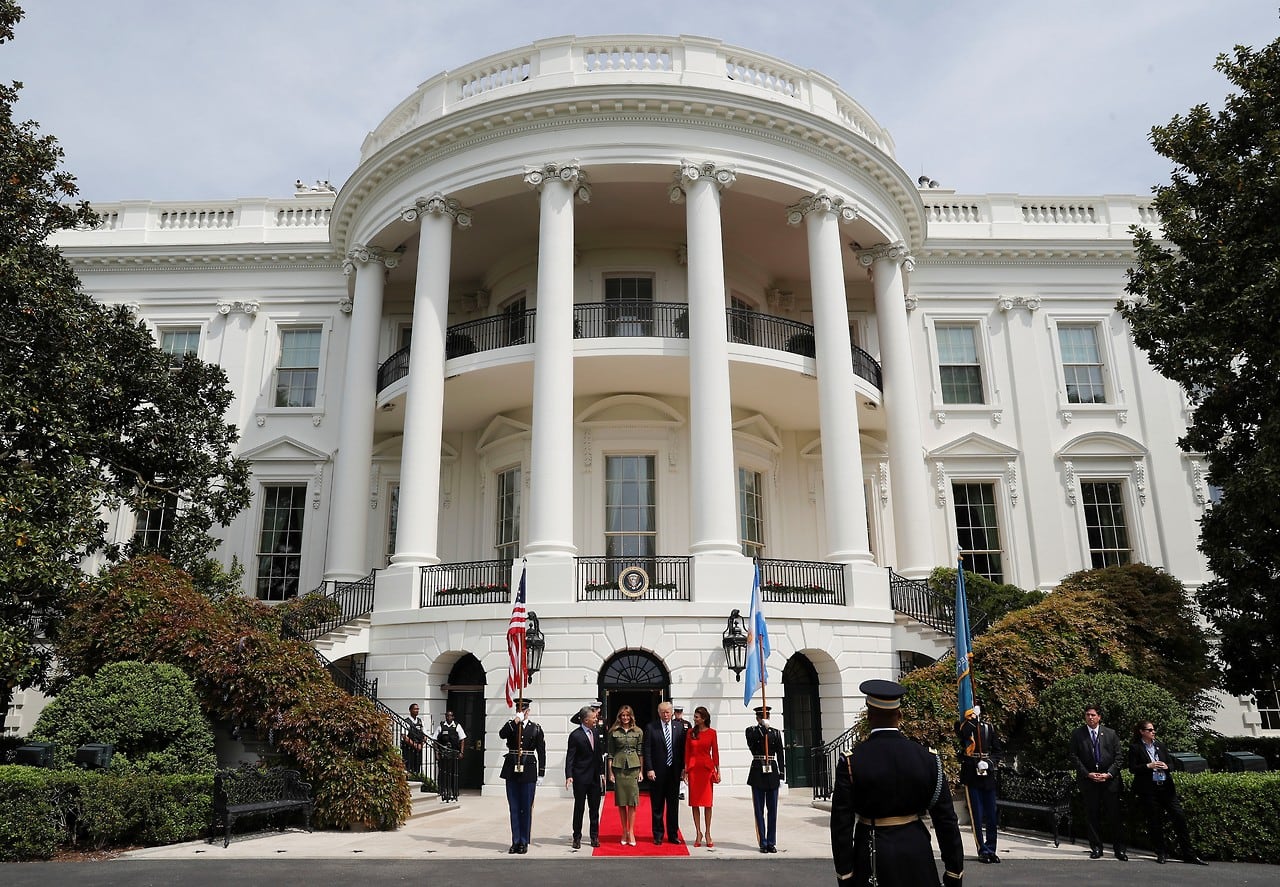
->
<box><xmin>586</xmin><ymin>726</ymin><xmax>594</xmax><ymax>750</ymax></box>
<box><xmin>1091</xmin><ymin>730</ymin><xmax>1100</xmax><ymax>764</ymax></box>
<box><xmin>664</xmin><ymin>724</ymin><xmax>673</xmax><ymax>766</ymax></box>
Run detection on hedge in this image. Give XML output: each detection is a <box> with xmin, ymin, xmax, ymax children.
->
<box><xmin>1196</xmin><ymin>734</ymin><xmax>1280</xmax><ymax>770</ymax></box>
<box><xmin>0</xmin><ymin>765</ymin><xmax>213</xmax><ymax>860</ymax></box>
<box><xmin>1120</xmin><ymin>770</ymin><xmax>1280</xmax><ymax>863</ymax></box>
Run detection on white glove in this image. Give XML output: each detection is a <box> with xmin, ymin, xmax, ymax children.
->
<box><xmin>759</xmin><ymin>719</ymin><xmax>770</xmax><ymax>729</ymax></box>
<box><xmin>976</xmin><ymin>760</ymin><xmax>990</xmax><ymax>775</ymax></box>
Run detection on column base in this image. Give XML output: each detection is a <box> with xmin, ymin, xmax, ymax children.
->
<box><xmin>372</xmin><ymin>565</ymin><xmax>420</xmax><ymax>613</ymax></box>
<box><xmin>688</xmin><ymin>540</ymin><xmax>745</xmax><ymax>558</ymax></box>
<box><xmin>522</xmin><ymin>541</ymin><xmax>578</xmax><ymax>558</ymax></box>
<box><xmin>844</xmin><ymin>561</ymin><xmax>891</xmax><ymax>613</ymax></box>
<box><xmin>323</xmin><ymin>568</ymin><xmax>369</xmax><ymax>583</ymax></box>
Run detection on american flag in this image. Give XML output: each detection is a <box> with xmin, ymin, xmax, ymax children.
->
<box><xmin>505</xmin><ymin>564</ymin><xmax>528</xmax><ymax>708</ymax></box>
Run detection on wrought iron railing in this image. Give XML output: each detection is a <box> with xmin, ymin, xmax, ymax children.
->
<box><xmin>420</xmin><ymin>560</ymin><xmax>513</xmax><ymax>607</ymax></box>
<box><xmin>372</xmin><ymin>695</ymin><xmax>458</xmax><ymax>796</ymax></box>
<box><xmin>377</xmin><ymin>344</ymin><xmax>410</xmax><ymax>391</ymax></box>
<box><xmin>851</xmin><ymin>344</ymin><xmax>882</xmax><ymax>389</ymax></box>
<box><xmin>756</xmin><ymin>558</ymin><xmax>846</xmax><ymax>605</ymax></box>
<box><xmin>889</xmin><ymin>568</ymin><xmax>990</xmax><ymax>636</ymax></box>
<box><xmin>573</xmin><ymin>301</ymin><xmax>689</xmax><ymax>339</ymax></box>
<box><xmin>304</xmin><ymin>645</ymin><xmax>379</xmax><ymax>700</ymax></box>
<box><xmin>575</xmin><ymin>556</ymin><xmax>692</xmax><ymax>601</ymax></box>
<box><xmin>812</xmin><ymin>725</ymin><xmax>858</xmax><ymax>801</ymax></box>
<box><xmin>280</xmin><ymin>569</ymin><xmax>378</xmax><ymax>642</ymax></box>
<box><xmin>725</xmin><ymin>306</ymin><xmax>811</xmax><ymax>351</ymax></box>
<box><xmin>445</xmin><ymin>308</ymin><xmax>538</xmax><ymax>357</ymax></box>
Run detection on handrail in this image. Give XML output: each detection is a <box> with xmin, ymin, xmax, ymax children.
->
<box><xmin>280</xmin><ymin>569</ymin><xmax>378</xmax><ymax>642</ymax></box>
<box><xmin>811</xmin><ymin>725</ymin><xmax>858</xmax><ymax>801</ymax></box>
<box><xmin>888</xmin><ymin>568</ymin><xmax>990</xmax><ymax>637</ymax></box>
<box><xmin>756</xmin><ymin>558</ymin><xmax>846</xmax><ymax>605</ymax></box>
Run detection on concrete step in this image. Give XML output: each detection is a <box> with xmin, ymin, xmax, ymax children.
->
<box><xmin>408</xmin><ymin>789</ymin><xmax>462</xmax><ymax>821</ymax></box>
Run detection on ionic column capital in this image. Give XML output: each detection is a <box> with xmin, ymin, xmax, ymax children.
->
<box><xmin>669</xmin><ymin>160</ymin><xmax>736</xmax><ymax>203</ymax></box>
<box><xmin>342</xmin><ymin>244</ymin><xmax>399</xmax><ymax>276</ymax></box>
<box><xmin>524</xmin><ymin>161</ymin><xmax>592</xmax><ymax>202</ymax></box>
<box><xmin>786</xmin><ymin>191</ymin><xmax>859</xmax><ymax>226</ymax></box>
<box><xmin>401</xmin><ymin>192</ymin><xmax>474</xmax><ymax>228</ymax></box>
<box><xmin>854</xmin><ymin>241</ymin><xmax>915</xmax><ymax>272</ymax></box>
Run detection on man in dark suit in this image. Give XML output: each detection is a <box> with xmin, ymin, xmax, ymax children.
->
<box><xmin>643</xmin><ymin>699</ymin><xmax>687</xmax><ymax>844</ymax></box>
<box><xmin>955</xmin><ymin>702</ymin><xmax>1003</xmax><ymax>863</ymax></box>
<box><xmin>746</xmin><ymin>704</ymin><xmax>785</xmax><ymax>852</ymax></box>
<box><xmin>1068</xmin><ymin>703</ymin><xmax>1127</xmax><ymax>861</ymax></box>
<box><xmin>831</xmin><ymin>680</ymin><xmax>964</xmax><ymax>886</ymax></box>
<box><xmin>565</xmin><ymin>705</ymin><xmax>605</xmax><ymax>849</ymax></box>
<box><xmin>1127</xmin><ymin>720</ymin><xmax>1207</xmax><ymax>865</ymax></box>
<box><xmin>499</xmin><ymin>699</ymin><xmax>547</xmax><ymax>854</ymax></box>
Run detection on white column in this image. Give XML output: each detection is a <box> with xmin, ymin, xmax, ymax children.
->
<box><xmin>391</xmin><ymin>194</ymin><xmax>473</xmax><ymax>568</ymax></box>
<box><xmin>672</xmin><ymin>161</ymin><xmax>741</xmax><ymax>558</ymax></box>
<box><xmin>787</xmin><ymin>193</ymin><xmax>872</xmax><ymax>564</ymax></box>
<box><xmin>327</xmin><ymin>245</ymin><xmax>396</xmax><ymax>580</ymax></box>
<box><xmin>524</xmin><ymin>162</ymin><xmax>590</xmax><ymax>558</ymax></box>
<box><xmin>857</xmin><ymin>242</ymin><xmax>931</xmax><ymax>576</ymax></box>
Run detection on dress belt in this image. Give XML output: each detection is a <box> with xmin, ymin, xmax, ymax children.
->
<box><xmin>855</xmin><ymin>813</ymin><xmax>920</xmax><ymax>828</ymax></box>
<box><xmin>752</xmin><ymin>755</ymin><xmax>778</xmax><ymax>760</ymax></box>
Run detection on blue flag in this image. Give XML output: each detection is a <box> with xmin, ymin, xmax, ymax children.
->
<box><xmin>955</xmin><ymin>556</ymin><xmax>976</xmax><ymax>722</ymax></box>
<box><xmin>743</xmin><ymin>562</ymin><xmax>771</xmax><ymax>707</ymax></box>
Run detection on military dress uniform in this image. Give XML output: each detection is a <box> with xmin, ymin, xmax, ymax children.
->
<box><xmin>745</xmin><ymin>706</ymin><xmax>785</xmax><ymax>852</ymax></box>
<box><xmin>831</xmin><ymin>681</ymin><xmax>964</xmax><ymax>887</ymax></box>
<box><xmin>499</xmin><ymin>703</ymin><xmax>547</xmax><ymax>854</ymax></box>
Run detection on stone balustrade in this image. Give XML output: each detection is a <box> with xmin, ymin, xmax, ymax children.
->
<box><xmin>921</xmin><ymin>192</ymin><xmax>1161</xmax><ymax>240</ymax></box>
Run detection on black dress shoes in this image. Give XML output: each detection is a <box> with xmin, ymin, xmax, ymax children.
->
<box><xmin>766</xmin><ymin>846</ymin><xmax>778</xmax><ymax>853</ymax></box>
<box><xmin>1115</xmin><ymin>851</ymin><xmax>1128</xmax><ymax>862</ymax></box>
<box><xmin>590</xmin><ymin>838</ymin><xmax>600</xmax><ymax>848</ymax></box>
<box><xmin>669</xmin><ymin>837</ymin><xmax>684</xmax><ymax>845</ymax></box>
<box><xmin>518</xmin><ymin>843</ymin><xmax>528</xmax><ymax>854</ymax></box>
<box><xmin>1089</xmin><ymin>849</ymin><xmax>1103</xmax><ymax>859</ymax></box>
<box><xmin>1184</xmin><ymin>856</ymin><xmax>1208</xmax><ymax>866</ymax></box>
<box><xmin>653</xmin><ymin>837</ymin><xmax>663</xmax><ymax>846</ymax></box>
<box><xmin>978</xmin><ymin>854</ymin><xmax>992</xmax><ymax>864</ymax></box>
<box><xmin>1156</xmin><ymin>852</ymin><xmax>1167</xmax><ymax>864</ymax></box>
<box><xmin>572</xmin><ymin>838</ymin><xmax>581</xmax><ymax>850</ymax></box>
<box><xmin>759</xmin><ymin>846</ymin><xmax>769</xmax><ymax>854</ymax></box>
<box><xmin>509</xmin><ymin>844</ymin><xmax>519</xmax><ymax>854</ymax></box>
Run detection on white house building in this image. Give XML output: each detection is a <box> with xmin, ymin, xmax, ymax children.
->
<box><xmin>14</xmin><ymin>35</ymin><xmax>1276</xmax><ymax>786</ymax></box>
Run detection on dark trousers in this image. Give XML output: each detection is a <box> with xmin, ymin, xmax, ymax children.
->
<box><xmin>571</xmin><ymin>778</ymin><xmax>603</xmax><ymax>840</ymax></box>
<box><xmin>505</xmin><ymin>780</ymin><xmax>536</xmax><ymax>845</ymax></box>
<box><xmin>439</xmin><ymin>751</ymin><xmax>459</xmax><ymax>801</ymax></box>
<box><xmin>401</xmin><ymin>744</ymin><xmax>421</xmax><ymax>774</ymax></box>
<box><xmin>1137</xmin><ymin>789</ymin><xmax>1193</xmax><ymax>856</ymax></box>
<box><xmin>1080</xmin><ymin>778</ymin><xmax>1125</xmax><ymax>853</ymax></box>
<box><xmin>650</xmin><ymin>773</ymin><xmax>681</xmax><ymax>840</ymax></box>
<box><xmin>751</xmin><ymin>786</ymin><xmax>779</xmax><ymax>848</ymax></box>
<box><xmin>965</xmin><ymin>784</ymin><xmax>998</xmax><ymax>854</ymax></box>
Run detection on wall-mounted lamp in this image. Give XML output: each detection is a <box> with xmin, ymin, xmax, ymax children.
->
<box><xmin>722</xmin><ymin>608</ymin><xmax>748</xmax><ymax>681</ymax></box>
<box><xmin>526</xmin><ymin>611</ymin><xmax>545</xmax><ymax>677</ymax></box>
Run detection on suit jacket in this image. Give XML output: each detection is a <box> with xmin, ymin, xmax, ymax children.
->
<box><xmin>1127</xmin><ymin>738</ymin><xmax>1178</xmax><ymax>797</ymax></box>
<box><xmin>498</xmin><ymin>718</ymin><xmax>547</xmax><ymax>783</ymax></box>
<box><xmin>955</xmin><ymin>718</ymin><xmax>1002</xmax><ymax>788</ymax></box>
<box><xmin>830</xmin><ymin>729</ymin><xmax>964</xmax><ymax>884</ymax></box>
<box><xmin>565</xmin><ymin>724</ymin><xmax>606</xmax><ymax>784</ymax></box>
<box><xmin>642</xmin><ymin>718</ymin><xmax>687</xmax><ymax>784</ymax></box>
<box><xmin>745</xmin><ymin>723</ymin><xmax>785</xmax><ymax>790</ymax></box>
<box><xmin>1069</xmin><ymin>724</ymin><xmax>1122</xmax><ymax>783</ymax></box>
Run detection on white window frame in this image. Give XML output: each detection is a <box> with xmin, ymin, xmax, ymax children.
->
<box><xmin>1077</xmin><ymin>478</ymin><xmax>1134</xmax><ymax>568</ymax></box>
<box><xmin>1253</xmin><ymin>678</ymin><xmax>1280</xmax><ymax>732</ymax></box>
<box><xmin>950</xmin><ymin>480</ymin><xmax>1006</xmax><ymax>583</ymax></box>
<box><xmin>254</xmin><ymin>481</ymin><xmax>311</xmax><ymax>601</ymax></box>
<box><xmin>1046</xmin><ymin>313</ymin><xmax>1126</xmax><ymax>420</ymax></box>
<box><xmin>937</xmin><ymin>466</ymin><xmax>1016</xmax><ymax>584</ymax></box>
<box><xmin>257</xmin><ymin>316</ymin><xmax>334</xmax><ymax>420</ymax></box>
<box><xmin>157</xmin><ymin>325</ymin><xmax>204</xmax><ymax>366</ymax></box>
<box><xmin>493</xmin><ymin>464</ymin><xmax>523</xmax><ymax>561</ymax></box>
<box><xmin>477</xmin><ymin>422</ymin><xmax>530</xmax><ymax>563</ymax></box>
<box><xmin>923</xmin><ymin>313</ymin><xmax>999</xmax><ymax>422</ymax></box>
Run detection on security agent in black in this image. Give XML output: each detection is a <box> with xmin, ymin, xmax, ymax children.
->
<box><xmin>830</xmin><ymin>679</ymin><xmax>964</xmax><ymax>887</ymax></box>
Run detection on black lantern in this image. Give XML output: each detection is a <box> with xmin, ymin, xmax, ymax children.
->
<box><xmin>722</xmin><ymin>608</ymin><xmax>749</xmax><ymax>681</ymax></box>
<box><xmin>525</xmin><ymin>611</ymin><xmax>545</xmax><ymax>677</ymax></box>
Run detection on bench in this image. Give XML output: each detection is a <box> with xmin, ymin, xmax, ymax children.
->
<box><xmin>209</xmin><ymin>766</ymin><xmax>313</xmax><ymax>847</ymax></box>
<box><xmin>995</xmin><ymin>768</ymin><xmax>1075</xmax><ymax>847</ymax></box>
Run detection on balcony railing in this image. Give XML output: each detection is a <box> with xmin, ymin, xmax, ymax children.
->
<box><xmin>575</xmin><ymin>556</ymin><xmax>691</xmax><ymax>602</ymax></box>
<box><xmin>757</xmin><ymin>558</ymin><xmax>846</xmax><ymax>605</ymax></box>
<box><xmin>420</xmin><ymin>560</ymin><xmax>512</xmax><ymax>607</ymax></box>
<box><xmin>374</xmin><ymin>306</ymin><xmax>883</xmax><ymax>393</ymax></box>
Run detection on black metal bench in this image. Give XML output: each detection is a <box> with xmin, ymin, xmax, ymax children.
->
<box><xmin>995</xmin><ymin>768</ymin><xmax>1075</xmax><ymax>847</ymax></box>
<box><xmin>209</xmin><ymin>766</ymin><xmax>313</xmax><ymax>847</ymax></box>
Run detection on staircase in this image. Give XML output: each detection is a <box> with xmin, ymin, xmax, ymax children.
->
<box><xmin>312</xmin><ymin>614</ymin><xmax>371</xmax><ymax>659</ymax></box>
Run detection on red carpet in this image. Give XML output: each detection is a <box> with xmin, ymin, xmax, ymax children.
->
<box><xmin>592</xmin><ymin>790</ymin><xmax>690</xmax><ymax>857</ymax></box>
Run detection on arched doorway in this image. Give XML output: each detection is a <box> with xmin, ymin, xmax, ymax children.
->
<box><xmin>599</xmin><ymin>650</ymin><xmax>669</xmax><ymax>734</ymax></box>
<box><xmin>444</xmin><ymin>653</ymin><xmax>486</xmax><ymax>789</ymax></box>
<box><xmin>782</xmin><ymin>653</ymin><xmax>822</xmax><ymax>788</ymax></box>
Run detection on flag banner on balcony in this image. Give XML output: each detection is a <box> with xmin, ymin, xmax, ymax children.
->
<box><xmin>505</xmin><ymin>563</ymin><xmax>528</xmax><ymax>708</ymax></box>
<box><xmin>743</xmin><ymin>562</ymin><xmax>771</xmax><ymax>707</ymax></box>
<box><xmin>955</xmin><ymin>555</ymin><xmax>976</xmax><ymax>723</ymax></box>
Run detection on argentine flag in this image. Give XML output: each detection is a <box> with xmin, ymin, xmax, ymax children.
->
<box><xmin>743</xmin><ymin>562</ymin><xmax>772</xmax><ymax>706</ymax></box>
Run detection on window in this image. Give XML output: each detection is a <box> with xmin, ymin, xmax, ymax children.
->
<box><xmin>274</xmin><ymin>327</ymin><xmax>322</xmax><ymax>408</ymax></box>
<box><xmin>134</xmin><ymin>493</ymin><xmax>178</xmax><ymax>552</ymax></box>
<box><xmin>160</xmin><ymin>328</ymin><xmax>200</xmax><ymax>367</ymax></box>
<box><xmin>605</xmin><ymin>276</ymin><xmax>654</xmax><ymax>337</ymax></box>
<box><xmin>1059</xmin><ymin>325</ymin><xmax>1107</xmax><ymax>404</ymax></box>
<box><xmin>256</xmin><ymin>484</ymin><xmax>307</xmax><ymax>600</ymax></box>
<box><xmin>738</xmin><ymin>468</ymin><xmax>766</xmax><ymax>558</ymax></box>
<box><xmin>936</xmin><ymin>325</ymin><xmax>985</xmax><ymax>404</ymax></box>
<box><xmin>386</xmin><ymin>483</ymin><xmax>400</xmax><ymax>565</ymax></box>
<box><xmin>503</xmin><ymin>296</ymin><xmax>528</xmax><ymax>346</ymax></box>
<box><xmin>729</xmin><ymin>295</ymin><xmax>756</xmax><ymax>345</ymax></box>
<box><xmin>1080</xmin><ymin>481</ymin><xmax>1131</xmax><ymax>567</ymax></box>
<box><xmin>495</xmin><ymin>466</ymin><xmax>521</xmax><ymax>561</ymax></box>
<box><xmin>604</xmin><ymin>455</ymin><xmax>656</xmax><ymax>571</ymax></box>
<box><xmin>952</xmin><ymin>482</ymin><xmax>1003</xmax><ymax>582</ymax></box>
<box><xmin>1255</xmin><ymin>678</ymin><xmax>1280</xmax><ymax>730</ymax></box>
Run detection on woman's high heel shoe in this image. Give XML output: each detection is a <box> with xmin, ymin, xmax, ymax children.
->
<box><xmin>706</xmin><ymin>839</ymin><xmax>714</xmax><ymax>849</ymax></box>
<box><xmin>694</xmin><ymin>837</ymin><xmax>702</xmax><ymax>847</ymax></box>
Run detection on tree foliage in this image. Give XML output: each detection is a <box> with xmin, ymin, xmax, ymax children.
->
<box><xmin>56</xmin><ymin>557</ymin><xmax>411</xmax><ymax>830</ymax></box>
<box><xmin>1121</xmin><ymin>33</ymin><xmax>1280</xmax><ymax>695</ymax></box>
<box><xmin>0</xmin><ymin>2</ymin><xmax>250</xmax><ymax>705</ymax></box>
<box><xmin>29</xmin><ymin>660</ymin><xmax>215</xmax><ymax>773</ymax></box>
<box><xmin>928</xmin><ymin>566</ymin><xmax>1045</xmax><ymax>630</ymax></box>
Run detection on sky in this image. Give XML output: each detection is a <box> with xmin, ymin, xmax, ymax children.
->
<box><xmin>5</xmin><ymin>1</ymin><xmax>1278</xmax><ymax>204</ymax></box>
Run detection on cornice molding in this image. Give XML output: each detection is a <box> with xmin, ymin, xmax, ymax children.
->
<box><xmin>62</xmin><ymin>251</ymin><xmax>343</xmax><ymax>273</ymax></box>
<box><xmin>916</xmin><ymin>244</ymin><xmax>1137</xmax><ymax>266</ymax></box>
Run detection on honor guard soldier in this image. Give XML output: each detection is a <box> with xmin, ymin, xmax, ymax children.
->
<box><xmin>830</xmin><ymin>680</ymin><xmax>964</xmax><ymax>887</ymax></box>
<box><xmin>499</xmin><ymin>699</ymin><xmax>547</xmax><ymax>854</ymax></box>
<box><xmin>746</xmin><ymin>704</ymin><xmax>785</xmax><ymax>853</ymax></box>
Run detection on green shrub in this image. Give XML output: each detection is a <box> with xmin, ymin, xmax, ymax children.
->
<box><xmin>1196</xmin><ymin>734</ymin><xmax>1280</xmax><ymax>770</ymax></box>
<box><xmin>0</xmin><ymin>766</ymin><xmax>67</xmax><ymax>861</ymax></box>
<box><xmin>928</xmin><ymin>567</ymin><xmax>1044</xmax><ymax>629</ymax></box>
<box><xmin>29</xmin><ymin>660</ymin><xmax>215</xmax><ymax>773</ymax></box>
<box><xmin>1122</xmin><ymin>770</ymin><xmax>1280</xmax><ymax>863</ymax></box>
<box><xmin>1021</xmin><ymin>672</ymin><xmax>1190</xmax><ymax>771</ymax></box>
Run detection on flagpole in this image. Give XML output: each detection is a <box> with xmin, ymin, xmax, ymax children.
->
<box><xmin>956</xmin><ymin>554</ymin><xmax>982</xmax><ymax>854</ymax></box>
<box><xmin>757</xmin><ymin>633</ymin><xmax>770</xmax><ymax>766</ymax></box>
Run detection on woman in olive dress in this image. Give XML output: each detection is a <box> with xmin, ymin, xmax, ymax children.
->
<box><xmin>607</xmin><ymin>705</ymin><xmax>644</xmax><ymax>846</ymax></box>
<box><xmin>683</xmin><ymin>705</ymin><xmax>720</xmax><ymax>848</ymax></box>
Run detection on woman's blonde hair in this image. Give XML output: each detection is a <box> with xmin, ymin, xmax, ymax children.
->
<box><xmin>610</xmin><ymin>704</ymin><xmax>638</xmax><ymax>732</ymax></box>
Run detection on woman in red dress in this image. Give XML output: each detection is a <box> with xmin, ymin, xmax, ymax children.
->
<box><xmin>682</xmin><ymin>705</ymin><xmax>720</xmax><ymax>848</ymax></box>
